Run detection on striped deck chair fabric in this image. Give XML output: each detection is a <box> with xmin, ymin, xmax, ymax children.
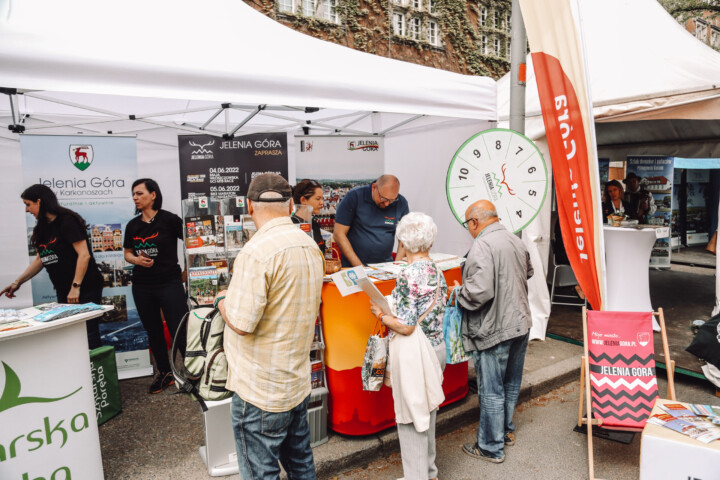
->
<box><xmin>586</xmin><ymin>310</ymin><xmax>658</xmax><ymax>429</ymax></box>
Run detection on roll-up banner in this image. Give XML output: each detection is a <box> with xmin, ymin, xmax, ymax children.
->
<box><xmin>20</xmin><ymin>135</ymin><xmax>152</xmax><ymax>379</ymax></box>
<box><xmin>519</xmin><ymin>0</ymin><xmax>606</xmax><ymax>310</ymax></box>
<box><xmin>178</xmin><ymin>133</ymin><xmax>289</xmax><ymax>199</ymax></box>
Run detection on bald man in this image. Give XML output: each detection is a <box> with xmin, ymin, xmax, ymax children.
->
<box><xmin>333</xmin><ymin>175</ymin><xmax>409</xmax><ymax>267</ymax></box>
<box><xmin>453</xmin><ymin>200</ymin><xmax>533</xmax><ymax>464</ymax></box>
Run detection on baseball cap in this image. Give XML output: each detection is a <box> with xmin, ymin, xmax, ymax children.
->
<box><xmin>247</xmin><ymin>173</ymin><xmax>292</xmax><ymax>202</ymax></box>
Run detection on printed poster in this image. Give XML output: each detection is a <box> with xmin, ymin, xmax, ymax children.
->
<box><xmin>20</xmin><ymin>135</ymin><xmax>151</xmax><ymax>379</ymax></box>
<box><xmin>627</xmin><ymin>156</ymin><xmax>674</xmax><ymax>267</ymax></box>
<box><xmin>178</xmin><ymin>133</ymin><xmax>288</xmax><ymax>200</ymax></box>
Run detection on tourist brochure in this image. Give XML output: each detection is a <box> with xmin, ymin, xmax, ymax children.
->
<box><xmin>31</xmin><ymin>303</ymin><xmax>105</xmax><ymax>323</ymax></box>
<box><xmin>647</xmin><ymin>413</ymin><xmax>720</xmax><ymax>444</ymax></box>
<box><xmin>224</xmin><ymin>217</ymin><xmax>244</xmax><ymax>252</ymax></box>
<box><xmin>660</xmin><ymin>403</ymin><xmax>695</xmax><ymax>417</ymax></box>
<box><xmin>368</xmin><ymin>269</ymin><xmax>396</xmax><ymax>281</ymax></box>
<box><xmin>184</xmin><ymin>215</ymin><xmax>218</xmax><ymax>254</ymax></box>
<box><xmin>330</xmin><ymin>266</ymin><xmax>365</xmax><ymax>296</ymax></box>
<box><xmin>188</xmin><ymin>266</ymin><xmax>218</xmax><ymax>305</ymax></box>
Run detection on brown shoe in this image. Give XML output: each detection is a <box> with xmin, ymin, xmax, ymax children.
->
<box><xmin>504</xmin><ymin>432</ymin><xmax>515</xmax><ymax>446</ymax></box>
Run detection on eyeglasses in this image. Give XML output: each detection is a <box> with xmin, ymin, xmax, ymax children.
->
<box><xmin>462</xmin><ymin>218</ymin><xmax>478</xmax><ymax>229</ymax></box>
<box><xmin>375</xmin><ymin>186</ymin><xmax>398</xmax><ymax>205</ymax></box>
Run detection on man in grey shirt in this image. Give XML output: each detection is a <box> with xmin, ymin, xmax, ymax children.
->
<box><xmin>452</xmin><ymin>200</ymin><xmax>533</xmax><ymax>464</ymax></box>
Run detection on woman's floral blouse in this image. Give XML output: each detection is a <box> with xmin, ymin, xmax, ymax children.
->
<box><xmin>391</xmin><ymin>259</ymin><xmax>446</xmax><ymax>347</ymax></box>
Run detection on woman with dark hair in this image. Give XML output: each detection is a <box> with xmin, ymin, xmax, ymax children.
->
<box><xmin>602</xmin><ymin>180</ymin><xmax>633</xmax><ymax>222</ymax></box>
<box><xmin>291</xmin><ymin>178</ymin><xmax>326</xmax><ymax>253</ymax></box>
<box><xmin>1</xmin><ymin>184</ymin><xmax>103</xmax><ymax>348</ymax></box>
<box><xmin>123</xmin><ymin>178</ymin><xmax>188</xmax><ymax>394</ymax></box>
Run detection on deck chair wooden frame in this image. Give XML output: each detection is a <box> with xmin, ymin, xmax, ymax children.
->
<box><xmin>577</xmin><ymin>307</ymin><xmax>676</xmax><ymax>480</ymax></box>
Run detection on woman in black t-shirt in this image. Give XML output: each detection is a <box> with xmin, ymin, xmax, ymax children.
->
<box><xmin>1</xmin><ymin>184</ymin><xmax>103</xmax><ymax>348</ymax></box>
<box><xmin>123</xmin><ymin>178</ymin><xmax>188</xmax><ymax>394</ymax></box>
<box><xmin>291</xmin><ymin>178</ymin><xmax>326</xmax><ymax>254</ymax></box>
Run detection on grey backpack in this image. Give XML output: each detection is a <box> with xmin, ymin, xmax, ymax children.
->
<box><xmin>171</xmin><ymin>306</ymin><xmax>232</xmax><ymax>408</ymax></box>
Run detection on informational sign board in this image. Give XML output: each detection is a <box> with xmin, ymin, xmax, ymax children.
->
<box><xmin>20</xmin><ymin>135</ymin><xmax>151</xmax><ymax>378</ymax></box>
<box><xmin>178</xmin><ymin>133</ymin><xmax>289</xmax><ymax>199</ymax></box>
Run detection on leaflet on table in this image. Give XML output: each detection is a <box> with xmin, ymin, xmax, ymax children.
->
<box><xmin>367</xmin><ymin>261</ymin><xmax>408</xmax><ymax>276</ymax></box>
<box><xmin>185</xmin><ymin>215</ymin><xmax>218</xmax><ymax>254</ymax></box>
<box><xmin>648</xmin><ymin>413</ymin><xmax>720</xmax><ymax>443</ymax></box>
<box><xmin>0</xmin><ymin>308</ymin><xmax>31</xmax><ymax>325</ymax></box>
<box><xmin>31</xmin><ymin>302</ymin><xmax>105</xmax><ymax>323</ymax></box>
<box><xmin>660</xmin><ymin>403</ymin><xmax>696</xmax><ymax>417</ymax></box>
<box><xmin>188</xmin><ymin>266</ymin><xmax>218</xmax><ymax>305</ymax></box>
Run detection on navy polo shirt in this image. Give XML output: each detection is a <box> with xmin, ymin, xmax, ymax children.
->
<box><xmin>335</xmin><ymin>184</ymin><xmax>409</xmax><ymax>267</ymax></box>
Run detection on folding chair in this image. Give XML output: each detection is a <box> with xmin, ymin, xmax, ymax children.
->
<box><xmin>578</xmin><ymin>307</ymin><xmax>676</xmax><ymax>480</ymax></box>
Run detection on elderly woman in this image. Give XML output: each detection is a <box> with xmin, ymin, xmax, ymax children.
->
<box><xmin>370</xmin><ymin>212</ymin><xmax>446</xmax><ymax>480</ymax></box>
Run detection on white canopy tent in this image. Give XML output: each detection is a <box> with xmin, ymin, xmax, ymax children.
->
<box><xmin>0</xmin><ymin>0</ymin><xmax>498</xmax><ymax>308</ymax></box>
<box><xmin>498</xmin><ymin>0</ymin><xmax>720</xmax><ymax>335</ymax></box>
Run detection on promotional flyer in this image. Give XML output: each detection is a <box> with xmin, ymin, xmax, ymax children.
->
<box><xmin>20</xmin><ymin>135</ymin><xmax>151</xmax><ymax>378</ymax></box>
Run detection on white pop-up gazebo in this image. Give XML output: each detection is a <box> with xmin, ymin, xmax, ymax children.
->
<box><xmin>498</xmin><ymin>0</ymin><xmax>720</xmax><ymax>337</ymax></box>
<box><xmin>0</xmin><ymin>0</ymin><xmax>499</xmax><ymax>308</ymax></box>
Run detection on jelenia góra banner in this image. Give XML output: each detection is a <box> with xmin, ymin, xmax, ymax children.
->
<box><xmin>519</xmin><ymin>0</ymin><xmax>606</xmax><ymax>310</ymax></box>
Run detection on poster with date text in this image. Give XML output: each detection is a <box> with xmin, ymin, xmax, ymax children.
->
<box><xmin>178</xmin><ymin>133</ymin><xmax>288</xmax><ymax>200</ymax></box>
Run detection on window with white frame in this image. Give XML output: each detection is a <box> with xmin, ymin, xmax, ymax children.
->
<box><xmin>495</xmin><ymin>10</ymin><xmax>501</xmax><ymax>29</ymax></box>
<box><xmin>428</xmin><ymin>20</ymin><xmax>439</xmax><ymax>46</ymax></box>
<box><xmin>480</xmin><ymin>35</ymin><xmax>488</xmax><ymax>54</ymax></box>
<box><xmin>428</xmin><ymin>0</ymin><xmax>435</xmax><ymax>14</ymax></box>
<box><xmin>393</xmin><ymin>12</ymin><xmax>406</xmax><ymax>36</ymax></box>
<box><xmin>412</xmin><ymin>0</ymin><xmax>421</xmax><ymax>10</ymax></box>
<box><xmin>480</xmin><ymin>6</ymin><xmax>487</xmax><ymax>26</ymax></box>
<box><xmin>302</xmin><ymin>0</ymin><xmax>315</xmax><ymax>16</ymax></box>
<box><xmin>393</xmin><ymin>0</ymin><xmax>406</xmax><ymax>5</ymax></box>
<box><xmin>696</xmin><ymin>18</ymin><xmax>708</xmax><ymax>43</ymax></box>
<box><xmin>507</xmin><ymin>39</ymin><xmax>511</xmax><ymax>59</ymax></box>
<box><xmin>278</xmin><ymin>0</ymin><xmax>294</xmax><ymax>13</ymax></box>
<box><xmin>494</xmin><ymin>37</ymin><xmax>501</xmax><ymax>56</ymax></box>
<box><xmin>506</xmin><ymin>12</ymin><xmax>511</xmax><ymax>32</ymax></box>
<box><xmin>320</xmin><ymin>0</ymin><xmax>338</xmax><ymax>23</ymax></box>
<box><xmin>409</xmin><ymin>17</ymin><xmax>421</xmax><ymax>39</ymax></box>
<box><xmin>711</xmin><ymin>26</ymin><xmax>720</xmax><ymax>49</ymax></box>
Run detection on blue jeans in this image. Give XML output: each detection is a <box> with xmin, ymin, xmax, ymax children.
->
<box><xmin>472</xmin><ymin>332</ymin><xmax>529</xmax><ymax>458</ymax></box>
<box><xmin>231</xmin><ymin>394</ymin><xmax>316</xmax><ymax>480</ymax></box>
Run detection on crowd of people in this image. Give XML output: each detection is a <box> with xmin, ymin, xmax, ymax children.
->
<box><xmin>2</xmin><ymin>172</ymin><xmax>535</xmax><ymax>480</ymax></box>
<box><xmin>216</xmin><ymin>173</ymin><xmax>533</xmax><ymax>479</ymax></box>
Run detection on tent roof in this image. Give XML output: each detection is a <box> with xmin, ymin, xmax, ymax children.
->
<box><xmin>498</xmin><ymin>0</ymin><xmax>720</xmax><ymax>139</ymax></box>
<box><xmin>0</xmin><ymin>0</ymin><xmax>496</xmax><ymax>138</ymax></box>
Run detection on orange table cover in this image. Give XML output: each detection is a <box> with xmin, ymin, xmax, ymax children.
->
<box><xmin>320</xmin><ymin>267</ymin><xmax>468</xmax><ymax>435</ymax></box>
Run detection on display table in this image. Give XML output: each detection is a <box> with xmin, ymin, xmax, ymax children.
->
<box><xmin>320</xmin><ymin>267</ymin><xmax>468</xmax><ymax>435</ymax></box>
<box><xmin>0</xmin><ymin>306</ymin><xmax>111</xmax><ymax>480</ymax></box>
<box><xmin>639</xmin><ymin>399</ymin><xmax>720</xmax><ymax>479</ymax></box>
<box><xmin>603</xmin><ymin>226</ymin><xmax>656</xmax><ymax>312</ymax></box>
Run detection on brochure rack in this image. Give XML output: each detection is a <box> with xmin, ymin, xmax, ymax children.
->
<box><xmin>309</xmin><ymin>313</ymin><xmax>329</xmax><ymax>447</ymax></box>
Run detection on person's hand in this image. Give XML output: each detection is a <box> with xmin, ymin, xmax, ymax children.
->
<box><xmin>447</xmin><ymin>280</ymin><xmax>460</xmax><ymax>295</ymax></box>
<box><xmin>1</xmin><ymin>282</ymin><xmax>19</xmax><ymax>299</ymax></box>
<box><xmin>214</xmin><ymin>290</ymin><xmax>228</xmax><ymax>304</ymax></box>
<box><xmin>67</xmin><ymin>286</ymin><xmax>80</xmax><ymax>304</ymax></box>
<box><xmin>370</xmin><ymin>304</ymin><xmax>382</xmax><ymax>318</ymax></box>
<box><xmin>136</xmin><ymin>253</ymin><xmax>154</xmax><ymax>268</ymax></box>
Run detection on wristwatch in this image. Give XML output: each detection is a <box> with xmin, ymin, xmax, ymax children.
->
<box><xmin>72</xmin><ymin>282</ymin><xmax>82</xmax><ymax>288</ymax></box>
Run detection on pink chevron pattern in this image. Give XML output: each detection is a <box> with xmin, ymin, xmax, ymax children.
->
<box><xmin>587</xmin><ymin>310</ymin><xmax>658</xmax><ymax>428</ymax></box>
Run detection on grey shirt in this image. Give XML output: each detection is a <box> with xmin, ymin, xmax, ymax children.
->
<box><xmin>456</xmin><ymin>222</ymin><xmax>534</xmax><ymax>352</ymax></box>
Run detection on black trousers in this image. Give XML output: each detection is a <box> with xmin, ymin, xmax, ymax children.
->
<box><xmin>57</xmin><ymin>285</ymin><xmax>103</xmax><ymax>350</ymax></box>
<box><xmin>132</xmin><ymin>279</ymin><xmax>188</xmax><ymax>373</ymax></box>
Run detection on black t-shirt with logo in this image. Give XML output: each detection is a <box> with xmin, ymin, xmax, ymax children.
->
<box><xmin>37</xmin><ymin>213</ymin><xmax>103</xmax><ymax>298</ymax></box>
<box><xmin>123</xmin><ymin>209</ymin><xmax>183</xmax><ymax>285</ymax></box>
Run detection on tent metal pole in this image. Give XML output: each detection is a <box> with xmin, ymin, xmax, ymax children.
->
<box><xmin>201</xmin><ymin>107</ymin><xmax>225</xmax><ymax>130</ymax></box>
<box><xmin>138</xmin><ymin>118</ymin><xmax>223</xmax><ymax>136</ymax></box>
<box><xmin>378</xmin><ymin>114</ymin><xmax>423</xmax><ymax>135</ymax></box>
<box><xmin>133</xmin><ymin>105</ymin><xmax>222</xmax><ymax>119</ymax></box>
<box><xmin>509</xmin><ymin>0</ymin><xmax>527</xmax><ymax>135</ymax></box>
<box><xmin>228</xmin><ymin>105</ymin><xmax>265</xmax><ymax>137</ymax></box>
<box><xmin>25</xmin><ymin>92</ymin><xmax>126</xmax><ymax>119</ymax></box>
<box><xmin>340</xmin><ymin>111</ymin><xmax>373</xmax><ymax>129</ymax></box>
<box><xmin>23</xmin><ymin>117</ymin><xmax>122</xmax><ymax>130</ymax></box>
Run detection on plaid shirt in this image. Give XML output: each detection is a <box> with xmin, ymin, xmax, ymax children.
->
<box><xmin>223</xmin><ymin>216</ymin><xmax>324</xmax><ymax>412</ymax></box>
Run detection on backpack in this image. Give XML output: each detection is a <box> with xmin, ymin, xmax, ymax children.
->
<box><xmin>171</xmin><ymin>306</ymin><xmax>232</xmax><ymax>409</ymax></box>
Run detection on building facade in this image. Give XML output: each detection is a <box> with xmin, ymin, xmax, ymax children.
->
<box><xmin>244</xmin><ymin>0</ymin><xmax>512</xmax><ymax>79</ymax></box>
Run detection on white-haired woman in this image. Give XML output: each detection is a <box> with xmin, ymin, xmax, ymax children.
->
<box><xmin>370</xmin><ymin>211</ymin><xmax>446</xmax><ymax>480</ymax></box>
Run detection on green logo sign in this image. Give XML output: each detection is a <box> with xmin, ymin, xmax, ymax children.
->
<box><xmin>0</xmin><ymin>362</ymin><xmax>81</xmax><ymax>414</ymax></box>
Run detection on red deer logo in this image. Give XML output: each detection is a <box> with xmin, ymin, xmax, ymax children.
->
<box><xmin>69</xmin><ymin>144</ymin><xmax>94</xmax><ymax>171</ymax></box>
<box><xmin>39</xmin><ymin>237</ymin><xmax>57</xmax><ymax>251</ymax></box>
<box><xmin>500</xmin><ymin>164</ymin><xmax>515</xmax><ymax>196</ymax></box>
<box><xmin>189</xmin><ymin>140</ymin><xmax>215</xmax><ymax>155</ymax></box>
<box><xmin>133</xmin><ymin>232</ymin><xmax>159</xmax><ymax>246</ymax></box>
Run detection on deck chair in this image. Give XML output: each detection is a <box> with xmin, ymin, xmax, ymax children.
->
<box><xmin>578</xmin><ymin>307</ymin><xmax>676</xmax><ymax>480</ymax></box>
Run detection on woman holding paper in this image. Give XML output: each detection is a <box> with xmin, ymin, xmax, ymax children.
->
<box><xmin>123</xmin><ymin>178</ymin><xmax>188</xmax><ymax>394</ymax></box>
<box><xmin>369</xmin><ymin>212</ymin><xmax>446</xmax><ymax>480</ymax></box>
<box><xmin>1</xmin><ymin>184</ymin><xmax>104</xmax><ymax>348</ymax></box>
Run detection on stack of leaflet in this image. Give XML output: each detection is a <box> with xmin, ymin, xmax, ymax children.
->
<box><xmin>32</xmin><ymin>303</ymin><xmax>104</xmax><ymax>323</ymax></box>
<box><xmin>647</xmin><ymin>402</ymin><xmax>720</xmax><ymax>443</ymax></box>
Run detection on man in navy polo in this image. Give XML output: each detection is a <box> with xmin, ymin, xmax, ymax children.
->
<box><xmin>334</xmin><ymin>175</ymin><xmax>409</xmax><ymax>267</ymax></box>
